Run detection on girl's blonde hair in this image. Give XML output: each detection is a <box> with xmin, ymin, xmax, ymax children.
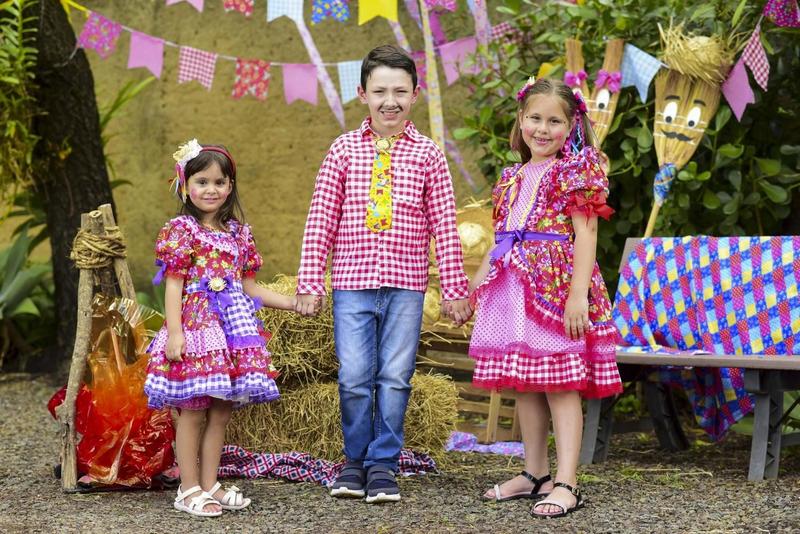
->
<box><xmin>510</xmin><ymin>77</ymin><xmax>598</xmax><ymax>163</ymax></box>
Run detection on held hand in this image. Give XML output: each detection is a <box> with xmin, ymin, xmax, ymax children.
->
<box><xmin>295</xmin><ymin>293</ymin><xmax>323</xmax><ymax>316</ymax></box>
<box><xmin>447</xmin><ymin>298</ymin><xmax>474</xmax><ymax>327</ymax></box>
<box><xmin>165</xmin><ymin>331</ymin><xmax>186</xmax><ymax>362</ymax></box>
<box><xmin>563</xmin><ymin>294</ymin><xmax>591</xmax><ymax>341</ymax></box>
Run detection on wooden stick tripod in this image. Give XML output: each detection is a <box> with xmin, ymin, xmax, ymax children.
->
<box><xmin>58</xmin><ymin>203</ymin><xmax>136</xmax><ymax>491</ymax></box>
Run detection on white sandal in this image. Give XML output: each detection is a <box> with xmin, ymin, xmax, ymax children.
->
<box><xmin>173</xmin><ymin>485</ymin><xmax>222</xmax><ymax>517</ymax></box>
<box><xmin>209</xmin><ymin>481</ymin><xmax>251</xmax><ymax>510</ymax></box>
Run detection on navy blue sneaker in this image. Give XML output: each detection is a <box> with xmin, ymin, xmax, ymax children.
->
<box><xmin>330</xmin><ymin>461</ymin><xmax>366</xmax><ymax>498</ymax></box>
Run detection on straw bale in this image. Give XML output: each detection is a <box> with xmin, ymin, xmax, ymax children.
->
<box><xmin>226</xmin><ymin>372</ymin><xmax>458</xmax><ymax>462</ymax></box>
<box><xmin>256</xmin><ymin>275</ymin><xmax>338</xmax><ymax>387</ymax></box>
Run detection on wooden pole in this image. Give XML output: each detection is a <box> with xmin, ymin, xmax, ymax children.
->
<box><xmin>98</xmin><ymin>204</ymin><xmax>136</xmax><ymax>300</ymax></box>
<box><xmin>644</xmin><ymin>203</ymin><xmax>661</xmax><ymax>238</ymax></box>
<box><xmin>59</xmin><ymin>212</ymin><xmax>103</xmax><ymax>491</ymax></box>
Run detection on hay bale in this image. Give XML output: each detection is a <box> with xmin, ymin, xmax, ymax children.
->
<box><xmin>226</xmin><ymin>372</ymin><xmax>458</xmax><ymax>462</ymax></box>
<box><xmin>256</xmin><ymin>275</ymin><xmax>338</xmax><ymax>387</ymax></box>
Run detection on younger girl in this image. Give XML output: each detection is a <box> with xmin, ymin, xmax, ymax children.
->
<box><xmin>144</xmin><ymin>140</ymin><xmax>295</xmax><ymax>517</ymax></box>
<box><xmin>469</xmin><ymin>78</ymin><xmax>622</xmax><ymax>518</ymax></box>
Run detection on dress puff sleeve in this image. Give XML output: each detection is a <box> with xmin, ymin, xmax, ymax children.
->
<box><xmin>241</xmin><ymin>224</ymin><xmax>263</xmax><ymax>278</ymax></box>
<box><xmin>556</xmin><ymin>147</ymin><xmax>615</xmax><ymax>221</ymax></box>
<box><xmin>153</xmin><ymin>217</ymin><xmax>194</xmax><ymax>284</ymax></box>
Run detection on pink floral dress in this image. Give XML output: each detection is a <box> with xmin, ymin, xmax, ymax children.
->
<box><xmin>469</xmin><ymin>147</ymin><xmax>622</xmax><ymax>398</ymax></box>
<box><xmin>144</xmin><ymin>215</ymin><xmax>280</xmax><ymax>410</ymax></box>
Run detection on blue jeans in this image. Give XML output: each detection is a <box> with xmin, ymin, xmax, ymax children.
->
<box><xmin>333</xmin><ymin>288</ymin><xmax>424</xmax><ymax>471</ymax></box>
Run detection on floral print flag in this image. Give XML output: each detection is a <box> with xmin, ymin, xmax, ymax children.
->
<box><xmin>312</xmin><ymin>0</ymin><xmax>350</xmax><ymax>24</ymax></box>
<box><xmin>77</xmin><ymin>12</ymin><xmax>122</xmax><ymax>59</ymax></box>
<box><xmin>224</xmin><ymin>0</ymin><xmax>254</xmax><ymax>17</ymax></box>
<box><xmin>232</xmin><ymin>59</ymin><xmax>272</xmax><ymax>100</ymax></box>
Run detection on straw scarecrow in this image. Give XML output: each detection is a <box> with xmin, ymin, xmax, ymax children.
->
<box><xmin>644</xmin><ymin>24</ymin><xmax>733</xmax><ymax>236</ymax></box>
<box><xmin>564</xmin><ymin>38</ymin><xmax>626</xmax><ymax>145</ymax></box>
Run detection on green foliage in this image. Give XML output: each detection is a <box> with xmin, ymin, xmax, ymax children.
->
<box><xmin>0</xmin><ymin>0</ymin><xmax>39</xmax><ymax>213</ymax></box>
<box><xmin>463</xmin><ymin>0</ymin><xmax>800</xmax><ymax>285</ymax></box>
<box><xmin>0</xmin><ymin>227</ymin><xmax>55</xmax><ymax>369</ymax></box>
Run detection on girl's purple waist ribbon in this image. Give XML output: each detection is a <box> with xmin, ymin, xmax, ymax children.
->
<box><xmin>490</xmin><ymin>230</ymin><xmax>569</xmax><ymax>262</ymax></box>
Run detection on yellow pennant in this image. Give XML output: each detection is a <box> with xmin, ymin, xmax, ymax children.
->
<box><xmin>359</xmin><ymin>0</ymin><xmax>398</xmax><ymax>25</ymax></box>
<box><xmin>59</xmin><ymin>0</ymin><xmax>89</xmax><ymax>22</ymax></box>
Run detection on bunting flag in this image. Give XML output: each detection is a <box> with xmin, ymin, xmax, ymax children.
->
<box><xmin>127</xmin><ymin>31</ymin><xmax>165</xmax><ymax>78</ymax></box>
<box><xmin>741</xmin><ymin>25</ymin><xmax>770</xmax><ymax>91</ymax></box>
<box><xmin>411</xmin><ymin>50</ymin><xmax>428</xmax><ymax>89</ymax></box>
<box><xmin>337</xmin><ymin>60</ymin><xmax>361</xmax><ymax>104</ymax></box>
<box><xmin>424</xmin><ymin>0</ymin><xmax>456</xmax><ymax>11</ymax></box>
<box><xmin>419</xmin><ymin>0</ymin><xmax>444</xmax><ymax>149</ymax></box>
<box><xmin>621</xmin><ymin>43</ymin><xmax>664</xmax><ymax>103</ymax></box>
<box><xmin>294</xmin><ymin>19</ymin><xmax>346</xmax><ymax>130</ymax></box>
<box><xmin>77</xmin><ymin>12</ymin><xmax>122</xmax><ymax>59</ymax></box>
<box><xmin>283</xmin><ymin>63</ymin><xmax>318</xmax><ymax>105</ymax></box>
<box><xmin>311</xmin><ymin>0</ymin><xmax>350</xmax><ymax>24</ymax></box>
<box><xmin>489</xmin><ymin>22</ymin><xmax>523</xmax><ymax>47</ymax></box>
<box><xmin>232</xmin><ymin>58</ymin><xmax>271</xmax><ymax>100</ymax></box>
<box><xmin>165</xmin><ymin>0</ymin><xmax>204</xmax><ymax>11</ymax></box>
<box><xmin>721</xmin><ymin>58</ymin><xmax>755</xmax><ymax>121</ymax></box>
<box><xmin>403</xmin><ymin>0</ymin><xmax>447</xmax><ymax>44</ymax></box>
<box><xmin>178</xmin><ymin>46</ymin><xmax>218</xmax><ymax>90</ymax></box>
<box><xmin>359</xmin><ymin>0</ymin><xmax>398</xmax><ymax>25</ymax></box>
<box><xmin>763</xmin><ymin>0</ymin><xmax>800</xmax><ymax>27</ymax></box>
<box><xmin>268</xmin><ymin>0</ymin><xmax>304</xmax><ymax>22</ymax></box>
<box><xmin>223</xmin><ymin>0</ymin><xmax>254</xmax><ymax>17</ymax></box>
<box><xmin>439</xmin><ymin>37</ymin><xmax>478</xmax><ymax>86</ymax></box>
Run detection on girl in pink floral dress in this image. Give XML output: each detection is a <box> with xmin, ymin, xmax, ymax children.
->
<box><xmin>144</xmin><ymin>140</ymin><xmax>295</xmax><ymax>518</ymax></box>
<box><xmin>469</xmin><ymin>78</ymin><xmax>622</xmax><ymax>518</ymax></box>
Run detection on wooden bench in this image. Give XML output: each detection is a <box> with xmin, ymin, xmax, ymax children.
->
<box><xmin>580</xmin><ymin>238</ymin><xmax>800</xmax><ymax>481</ymax></box>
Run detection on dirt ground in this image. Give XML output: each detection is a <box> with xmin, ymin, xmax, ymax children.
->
<box><xmin>2</xmin><ymin>374</ymin><xmax>799</xmax><ymax>533</ymax></box>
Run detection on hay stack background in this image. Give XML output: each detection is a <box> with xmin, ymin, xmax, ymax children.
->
<box><xmin>226</xmin><ymin>372</ymin><xmax>458</xmax><ymax>462</ymax></box>
<box><xmin>256</xmin><ymin>275</ymin><xmax>338</xmax><ymax>387</ymax></box>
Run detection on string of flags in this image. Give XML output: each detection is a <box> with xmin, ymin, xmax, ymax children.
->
<box><xmin>75</xmin><ymin>2</ymin><xmax>521</xmax><ymax>123</ymax></box>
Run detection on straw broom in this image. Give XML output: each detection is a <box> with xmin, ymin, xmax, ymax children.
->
<box><xmin>589</xmin><ymin>38</ymin><xmax>625</xmax><ymax>145</ymax></box>
<box><xmin>564</xmin><ymin>39</ymin><xmax>590</xmax><ymax>96</ymax></box>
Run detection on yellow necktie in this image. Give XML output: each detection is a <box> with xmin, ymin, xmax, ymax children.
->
<box><xmin>365</xmin><ymin>133</ymin><xmax>402</xmax><ymax>232</ymax></box>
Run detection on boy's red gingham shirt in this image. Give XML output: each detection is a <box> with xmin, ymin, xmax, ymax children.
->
<box><xmin>297</xmin><ymin>118</ymin><xmax>469</xmax><ymax>300</ymax></box>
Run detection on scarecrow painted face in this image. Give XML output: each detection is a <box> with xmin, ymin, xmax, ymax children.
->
<box><xmin>563</xmin><ymin>38</ymin><xmax>625</xmax><ymax>145</ymax></box>
<box><xmin>653</xmin><ymin>69</ymin><xmax>720</xmax><ymax>168</ymax></box>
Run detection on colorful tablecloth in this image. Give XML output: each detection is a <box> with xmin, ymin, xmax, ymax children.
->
<box><xmin>613</xmin><ymin>236</ymin><xmax>800</xmax><ymax>439</ymax></box>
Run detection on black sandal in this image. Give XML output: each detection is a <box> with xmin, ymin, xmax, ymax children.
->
<box><xmin>531</xmin><ymin>482</ymin><xmax>584</xmax><ymax>518</ymax></box>
<box><xmin>483</xmin><ymin>471</ymin><xmax>552</xmax><ymax>502</ymax></box>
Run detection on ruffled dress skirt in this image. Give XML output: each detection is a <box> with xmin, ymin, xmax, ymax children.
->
<box><xmin>144</xmin><ymin>280</ymin><xmax>280</xmax><ymax>410</ymax></box>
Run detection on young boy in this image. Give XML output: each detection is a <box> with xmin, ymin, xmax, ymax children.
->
<box><xmin>295</xmin><ymin>45</ymin><xmax>472</xmax><ymax>503</ymax></box>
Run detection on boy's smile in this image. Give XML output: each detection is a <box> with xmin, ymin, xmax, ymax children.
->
<box><xmin>358</xmin><ymin>65</ymin><xmax>419</xmax><ymax>138</ymax></box>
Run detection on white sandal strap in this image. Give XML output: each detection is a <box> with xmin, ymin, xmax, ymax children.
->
<box><xmin>209</xmin><ymin>482</ymin><xmax>222</xmax><ymax>495</ymax></box>
<box><xmin>223</xmin><ymin>486</ymin><xmax>243</xmax><ymax>506</ymax></box>
<box><xmin>175</xmin><ymin>485</ymin><xmax>203</xmax><ymax>503</ymax></box>
<box><xmin>188</xmin><ymin>491</ymin><xmax>219</xmax><ymax>511</ymax></box>
<box><xmin>493</xmin><ymin>484</ymin><xmax>502</xmax><ymax>501</ymax></box>
<box><xmin>533</xmin><ymin>498</ymin><xmax>567</xmax><ymax>514</ymax></box>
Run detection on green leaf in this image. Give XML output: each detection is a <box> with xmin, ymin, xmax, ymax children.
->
<box><xmin>0</xmin><ymin>264</ymin><xmax>49</xmax><ymax>317</ymax></box>
<box><xmin>696</xmin><ymin>171</ymin><xmax>711</xmax><ymax>182</ymax></box>
<box><xmin>1</xmin><ymin>229</ymin><xmax>31</xmax><ymax>293</ymax></box>
<box><xmin>718</xmin><ymin>143</ymin><xmax>744</xmax><ymax>159</ymax></box>
<box><xmin>453</xmin><ymin>128</ymin><xmax>479</xmax><ymax>140</ymax></box>
<box><xmin>714</xmin><ymin>106</ymin><xmax>732</xmax><ymax>132</ymax></box>
<box><xmin>723</xmin><ymin>195</ymin><xmax>740</xmax><ymax>215</ymax></box>
<box><xmin>731</xmin><ymin>0</ymin><xmax>748</xmax><ymax>27</ymax></box>
<box><xmin>702</xmin><ymin>189</ymin><xmax>721</xmax><ymax>209</ymax></box>
<box><xmin>8</xmin><ymin>297</ymin><xmax>39</xmax><ymax>317</ymax></box>
<box><xmin>759</xmin><ymin>181</ymin><xmax>788</xmax><ymax>203</ymax></box>
<box><xmin>727</xmin><ymin>169</ymin><xmax>741</xmax><ymax>190</ymax></box>
<box><xmin>755</xmin><ymin>158</ymin><xmax>781</xmax><ymax>177</ymax></box>
<box><xmin>636</xmin><ymin>126</ymin><xmax>653</xmax><ymax>150</ymax></box>
<box><xmin>779</xmin><ymin>145</ymin><xmax>800</xmax><ymax>155</ymax></box>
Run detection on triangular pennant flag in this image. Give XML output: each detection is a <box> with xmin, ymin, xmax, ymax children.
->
<box><xmin>312</xmin><ymin>0</ymin><xmax>350</xmax><ymax>24</ymax></box>
<box><xmin>337</xmin><ymin>60</ymin><xmax>361</xmax><ymax>104</ymax></box>
<box><xmin>359</xmin><ymin>0</ymin><xmax>397</xmax><ymax>25</ymax></box>
<box><xmin>232</xmin><ymin>58</ymin><xmax>271</xmax><ymax>100</ymax></box>
<box><xmin>424</xmin><ymin>0</ymin><xmax>456</xmax><ymax>11</ymax></box>
<box><xmin>77</xmin><ymin>12</ymin><xmax>122</xmax><ymax>59</ymax></box>
<box><xmin>283</xmin><ymin>63</ymin><xmax>318</xmax><ymax>105</ymax></box>
<box><xmin>741</xmin><ymin>25</ymin><xmax>770</xmax><ymax>91</ymax></box>
<box><xmin>762</xmin><ymin>0</ymin><xmax>800</xmax><ymax>27</ymax></box>
<box><xmin>127</xmin><ymin>31</ymin><xmax>165</xmax><ymax>78</ymax></box>
<box><xmin>178</xmin><ymin>46</ymin><xmax>218</xmax><ymax>90</ymax></box>
<box><xmin>722</xmin><ymin>58</ymin><xmax>755</xmax><ymax>121</ymax></box>
<box><xmin>165</xmin><ymin>0</ymin><xmax>204</xmax><ymax>12</ymax></box>
<box><xmin>438</xmin><ymin>36</ymin><xmax>478</xmax><ymax>86</ymax></box>
<box><xmin>224</xmin><ymin>0</ymin><xmax>254</xmax><ymax>17</ymax></box>
<box><xmin>294</xmin><ymin>19</ymin><xmax>345</xmax><ymax>129</ymax></box>
<box><xmin>268</xmin><ymin>0</ymin><xmax>304</xmax><ymax>22</ymax></box>
<box><xmin>620</xmin><ymin>43</ymin><xmax>664</xmax><ymax>103</ymax></box>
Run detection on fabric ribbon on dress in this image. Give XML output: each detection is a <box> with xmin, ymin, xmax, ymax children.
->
<box><xmin>568</xmin><ymin>192</ymin><xmax>615</xmax><ymax>220</ymax></box>
<box><xmin>490</xmin><ymin>230</ymin><xmax>568</xmax><ymax>263</ymax></box>
<box><xmin>595</xmin><ymin>69</ymin><xmax>622</xmax><ymax>93</ymax></box>
<box><xmin>152</xmin><ymin>259</ymin><xmax>167</xmax><ymax>285</ymax></box>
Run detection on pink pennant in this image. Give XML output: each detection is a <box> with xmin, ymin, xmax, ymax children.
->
<box><xmin>127</xmin><ymin>32</ymin><xmax>165</xmax><ymax>78</ymax></box>
<box><xmin>166</xmin><ymin>0</ymin><xmax>204</xmax><ymax>11</ymax></box>
<box><xmin>223</xmin><ymin>0</ymin><xmax>254</xmax><ymax>17</ymax></box>
<box><xmin>762</xmin><ymin>0</ymin><xmax>800</xmax><ymax>27</ymax></box>
<box><xmin>178</xmin><ymin>46</ymin><xmax>217</xmax><ymax>90</ymax></box>
<box><xmin>722</xmin><ymin>58</ymin><xmax>755</xmax><ymax>121</ymax></box>
<box><xmin>438</xmin><ymin>37</ymin><xmax>478</xmax><ymax>86</ymax></box>
<box><xmin>283</xmin><ymin>64</ymin><xmax>319</xmax><ymax>105</ymax></box>
<box><xmin>741</xmin><ymin>26</ymin><xmax>770</xmax><ymax>91</ymax></box>
<box><xmin>77</xmin><ymin>12</ymin><xmax>122</xmax><ymax>59</ymax></box>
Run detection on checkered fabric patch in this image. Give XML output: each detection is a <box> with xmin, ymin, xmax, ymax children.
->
<box><xmin>178</xmin><ymin>46</ymin><xmax>217</xmax><ymax>90</ymax></box>
<box><xmin>613</xmin><ymin>236</ymin><xmax>800</xmax><ymax>439</ymax></box>
<box><xmin>490</xmin><ymin>22</ymin><xmax>523</xmax><ymax>46</ymax></box>
<box><xmin>742</xmin><ymin>25</ymin><xmax>770</xmax><ymax>91</ymax></box>
<box><xmin>620</xmin><ymin>43</ymin><xmax>664</xmax><ymax>103</ymax></box>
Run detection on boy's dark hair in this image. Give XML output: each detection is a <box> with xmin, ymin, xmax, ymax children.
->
<box><xmin>180</xmin><ymin>145</ymin><xmax>246</xmax><ymax>226</ymax></box>
<box><xmin>360</xmin><ymin>44</ymin><xmax>418</xmax><ymax>90</ymax></box>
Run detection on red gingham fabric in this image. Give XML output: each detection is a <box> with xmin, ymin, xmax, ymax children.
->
<box><xmin>490</xmin><ymin>22</ymin><xmax>523</xmax><ymax>46</ymax></box>
<box><xmin>178</xmin><ymin>46</ymin><xmax>217</xmax><ymax>90</ymax></box>
<box><xmin>742</xmin><ymin>25</ymin><xmax>770</xmax><ymax>91</ymax></box>
<box><xmin>298</xmin><ymin>118</ymin><xmax>469</xmax><ymax>300</ymax></box>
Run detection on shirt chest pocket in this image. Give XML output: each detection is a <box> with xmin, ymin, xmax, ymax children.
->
<box><xmin>392</xmin><ymin>166</ymin><xmax>425</xmax><ymax>210</ymax></box>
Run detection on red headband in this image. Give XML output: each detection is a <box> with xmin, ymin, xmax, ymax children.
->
<box><xmin>201</xmin><ymin>146</ymin><xmax>236</xmax><ymax>177</ymax></box>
